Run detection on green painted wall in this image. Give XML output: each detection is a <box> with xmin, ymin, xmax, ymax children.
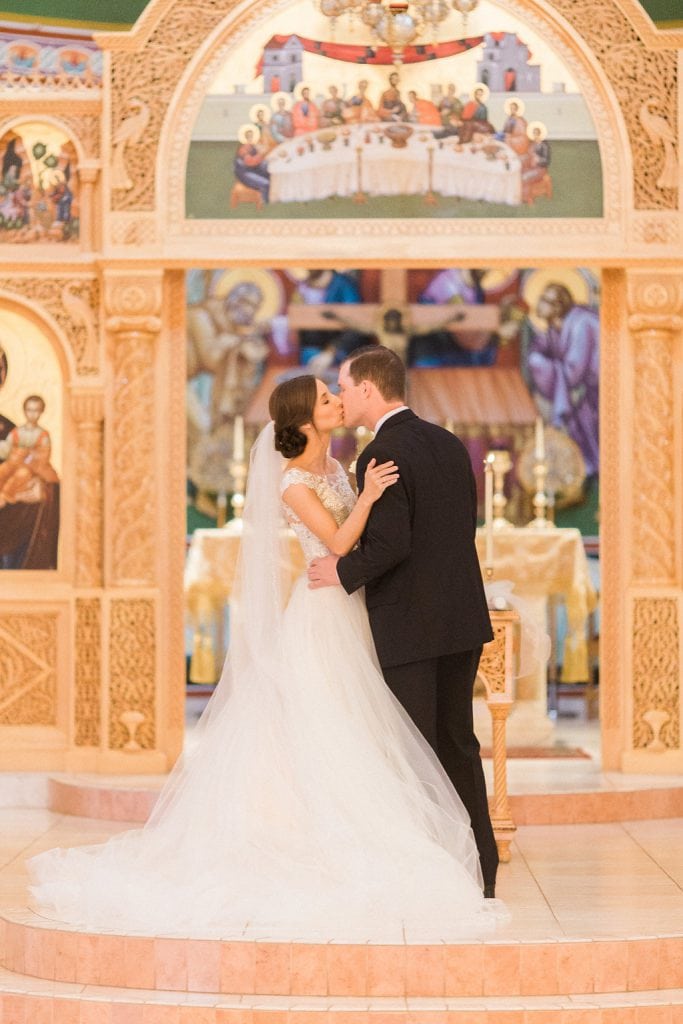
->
<box><xmin>0</xmin><ymin>0</ymin><xmax>681</xmax><ymax>30</ymax></box>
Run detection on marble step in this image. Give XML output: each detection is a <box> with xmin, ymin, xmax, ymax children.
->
<box><xmin>2</xmin><ymin>912</ymin><xmax>682</xmax><ymax>997</ymax></box>
<box><xmin>46</xmin><ymin>776</ymin><xmax>683</xmax><ymax>826</ymax></box>
<box><xmin>0</xmin><ymin>966</ymin><xmax>681</xmax><ymax>1023</ymax></box>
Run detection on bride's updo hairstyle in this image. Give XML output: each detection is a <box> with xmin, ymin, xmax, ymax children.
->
<box><xmin>269</xmin><ymin>374</ymin><xmax>318</xmax><ymax>459</ymax></box>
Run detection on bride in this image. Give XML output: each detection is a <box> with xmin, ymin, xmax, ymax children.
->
<box><xmin>28</xmin><ymin>374</ymin><xmax>506</xmax><ymax>942</ymax></box>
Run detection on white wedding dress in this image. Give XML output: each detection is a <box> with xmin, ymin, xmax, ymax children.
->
<box><xmin>28</xmin><ymin>424</ymin><xmax>506</xmax><ymax>942</ymax></box>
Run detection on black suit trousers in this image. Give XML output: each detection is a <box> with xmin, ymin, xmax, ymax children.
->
<box><xmin>382</xmin><ymin>648</ymin><xmax>499</xmax><ymax>888</ymax></box>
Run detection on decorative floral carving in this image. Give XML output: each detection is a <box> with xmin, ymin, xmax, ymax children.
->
<box><xmin>0</xmin><ymin>615</ymin><xmax>58</xmax><ymax>726</ymax></box>
<box><xmin>547</xmin><ymin>0</ymin><xmax>677</xmax><ymax>210</ymax></box>
<box><xmin>632</xmin><ymin>216</ymin><xmax>680</xmax><ymax>245</ymax></box>
<box><xmin>632</xmin><ymin>597</ymin><xmax>680</xmax><ymax>750</ymax></box>
<box><xmin>478</xmin><ymin>622</ymin><xmax>509</xmax><ymax>697</ymax></box>
<box><xmin>109</xmin><ymin>599</ymin><xmax>156</xmax><ymax>750</ymax></box>
<box><xmin>0</xmin><ymin>276</ymin><xmax>100</xmax><ymax>376</ymax></box>
<box><xmin>75</xmin><ymin>598</ymin><xmax>101</xmax><ymax>746</ymax></box>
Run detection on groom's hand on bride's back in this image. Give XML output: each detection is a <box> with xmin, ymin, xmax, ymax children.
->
<box><xmin>308</xmin><ymin>554</ymin><xmax>340</xmax><ymax>589</ymax></box>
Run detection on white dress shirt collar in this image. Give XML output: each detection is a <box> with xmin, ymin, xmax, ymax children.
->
<box><xmin>374</xmin><ymin>406</ymin><xmax>409</xmax><ymax>435</ymax></box>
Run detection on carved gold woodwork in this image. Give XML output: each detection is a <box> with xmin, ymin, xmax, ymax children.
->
<box><xmin>105</xmin><ymin>273</ymin><xmax>162</xmax><ymax>587</ymax></box>
<box><xmin>100</xmin><ymin>0</ymin><xmax>677</xmax><ymax>226</ymax></box>
<box><xmin>75</xmin><ymin>598</ymin><xmax>102</xmax><ymax>746</ymax></box>
<box><xmin>0</xmin><ymin>276</ymin><xmax>100</xmax><ymax>377</ymax></box>
<box><xmin>478</xmin><ymin>611</ymin><xmax>518</xmax><ymax>863</ymax></box>
<box><xmin>0</xmin><ymin>614</ymin><xmax>58</xmax><ymax>726</ymax></box>
<box><xmin>108</xmin><ymin>598</ymin><xmax>156</xmax><ymax>751</ymax></box>
<box><xmin>632</xmin><ymin>597</ymin><xmax>680</xmax><ymax>751</ymax></box>
<box><xmin>71</xmin><ymin>391</ymin><xmax>104</xmax><ymax>588</ymax></box>
<box><xmin>627</xmin><ymin>272</ymin><xmax>683</xmax><ymax>585</ymax></box>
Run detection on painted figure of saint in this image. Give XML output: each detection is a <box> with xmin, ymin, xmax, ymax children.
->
<box><xmin>407</xmin><ymin>91</ymin><xmax>442</xmax><ymax>126</ymax></box>
<box><xmin>378</xmin><ymin>72</ymin><xmax>408</xmax><ymax>122</ymax></box>
<box><xmin>270</xmin><ymin>93</ymin><xmax>294</xmax><ymax>144</ymax></box>
<box><xmin>343</xmin><ymin>80</ymin><xmax>378</xmax><ymax>124</ymax></box>
<box><xmin>0</xmin><ymin>394</ymin><xmax>60</xmax><ymax>570</ymax></box>
<box><xmin>528</xmin><ymin>283</ymin><xmax>599</xmax><ymax>475</ymax></box>
<box><xmin>292</xmin><ymin>86</ymin><xmax>320</xmax><ymax>135</ymax></box>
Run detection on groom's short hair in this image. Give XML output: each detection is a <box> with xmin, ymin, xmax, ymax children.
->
<box><xmin>346</xmin><ymin>345</ymin><xmax>406</xmax><ymax>401</ymax></box>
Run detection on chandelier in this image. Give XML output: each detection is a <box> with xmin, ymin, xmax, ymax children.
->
<box><xmin>319</xmin><ymin>0</ymin><xmax>479</xmax><ymax>63</ymax></box>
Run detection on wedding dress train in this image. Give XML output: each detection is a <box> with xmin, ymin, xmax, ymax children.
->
<box><xmin>28</xmin><ymin>425</ymin><xmax>506</xmax><ymax>942</ymax></box>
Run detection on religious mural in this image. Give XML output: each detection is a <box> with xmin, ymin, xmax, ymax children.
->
<box><xmin>185</xmin><ymin>266</ymin><xmax>599</xmax><ymax>532</ymax></box>
<box><xmin>0</xmin><ymin>123</ymin><xmax>79</xmax><ymax>243</ymax></box>
<box><xmin>0</xmin><ymin>313</ymin><xmax>61</xmax><ymax>569</ymax></box>
<box><xmin>186</xmin><ymin>0</ymin><xmax>602</xmax><ymax>220</ymax></box>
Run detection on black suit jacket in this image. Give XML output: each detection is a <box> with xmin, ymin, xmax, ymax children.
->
<box><xmin>337</xmin><ymin>409</ymin><xmax>493</xmax><ymax>668</ymax></box>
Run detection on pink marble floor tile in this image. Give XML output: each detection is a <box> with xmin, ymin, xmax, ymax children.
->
<box><xmin>215</xmin><ymin>1011</ymin><xmax>254</xmax><ymax>1024</ymax></box>
<box><xmin>486</xmin><ymin>1011</ymin><xmax>524</xmax><ymax>1024</ymax></box>
<box><xmin>519</xmin><ymin>941</ymin><xmax>559</xmax><ymax>995</ymax></box>
<box><xmin>143</xmin><ymin>1005</ymin><xmax>181</xmax><ymax>1024</ymax></box>
<box><xmin>76</xmin><ymin>933</ymin><xmax>100</xmax><ymax>986</ymax></box>
<box><xmin>97</xmin><ymin>935</ymin><xmax>128</xmax><ymax>988</ymax></box>
<box><xmin>287</xmin><ymin>1012</ymin><xmax>330</xmax><ymax>1024</ymax></box>
<box><xmin>592</xmin><ymin>942</ymin><xmax>629</xmax><ymax>993</ymax></box>
<box><xmin>444</xmin><ymin>942</ymin><xmax>485</xmax><ymax>991</ymax></box>
<box><xmin>22</xmin><ymin>921</ymin><xmax>43</xmax><ymax>977</ymax></box>
<box><xmin>327</xmin><ymin>944</ymin><xmax>368</xmax><ymax>996</ymax></box>
<box><xmin>627</xmin><ymin>940</ymin><xmax>661</xmax><ymax>991</ymax></box>
<box><xmin>251</xmin><ymin>1010</ymin><xmax>288</xmax><ymax>1024</ymax></box>
<box><xmin>110</xmin><ymin>1005</ymin><xmax>142</xmax><ymax>1024</ymax></box>
<box><xmin>37</xmin><ymin>927</ymin><xmax>57</xmax><ymax>981</ymax></box>
<box><xmin>1</xmin><ymin>993</ymin><xmax>27</xmax><ymax>1024</ymax></box>
<box><xmin>123</xmin><ymin>936</ymin><xmax>156</xmax><ymax>989</ymax></box>
<box><xmin>557</xmin><ymin>941</ymin><xmax>595</xmax><ymax>994</ymax></box>
<box><xmin>366</xmin><ymin>944</ymin><xmax>406</xmax><ymax>997</ymax></box>
<box><xmin>634</xmin><ymin>1007</ymin><xmax>674</xmax><ymax>1024</ymax></box>
<box><xmin>79</xmin><ymin>1001</ymin><xmax>113</xmax><ymax>1024</ymax></box>
<box><xmin>27</xmin><ymin>995</ymin><xmax>55</xmax><ymax>1024</ymax></box>
<box><xmin>52</xmin><ymin>997</ymin><xmax>80</xmax><ymax>1024</ymax></box>
<box><xmin>254</xmin><ymin>942</ymin><xmax>291</xmax><ymax>996</ymax></box>
<box><xmin>404</xmin><ymin>944</ymin><xmax>445</xmax><ymax>997</ymax></box>
<box><xmin>154</xmin><ymin>937</ymin><xmax>189</xmax><ymax>991</ymax></box>
<box><xmin>482</xmin><ymin>944</ymin><xmax>521</xmax><ymax>996</ymax></box>
<box><xmin>187</xmin><ymin>939</ymin><xmax>221</xmax><ymax>993</ymax></box>
<box><xmin>658</xmin><ymin>937</ymin><xmax>683</xmax><ymax>989</ymax></box>
<box><xmin>55</xmin><ymin>929</ymin><xmax>78</xmax><ymax>983</ymax></box>
<box><xmin>443</xmin><ymin>1013</ymin><xmax>487</xmax><ymax>1024</ymax></box>
<box><xmin>289</xmin><ymin>943</ymin><xmax>328</xmax><ymax>995</ymax></box>
<box><xmin>558</xmin><ymin>1011</ymin><xmax>603</xmax><ymax>1024</ymax></box>
<box><xmin>220</xmin><ymin>942</ymin><xmax>256</xmax><ymax>994</ymax></box>
<box><xmin>601</xmin><ymin>1009</ymin><xmax>636</xmax><ymax>1024</ymax></box>
<box><xmin>179</xmin><ymin>1007</ymin><xmax>217</xmax><ymax>1024</ymax></box>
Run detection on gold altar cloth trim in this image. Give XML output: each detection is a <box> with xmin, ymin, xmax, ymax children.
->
<box><xmin>475</xmin><ymin>526</ymin><xmax>597</xmax><ymax>683</ymax></box>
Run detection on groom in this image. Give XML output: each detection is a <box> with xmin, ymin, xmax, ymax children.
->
<box><xmin>308</xmin><ymin>345</ymin><xmax>499</xmax><ymax>896</ymax></box>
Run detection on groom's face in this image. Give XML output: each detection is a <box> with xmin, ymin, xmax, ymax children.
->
<box><xmin>338</xmin><ymin>361</ymin><xmax>365</xmax><ymax>428</ymax></box>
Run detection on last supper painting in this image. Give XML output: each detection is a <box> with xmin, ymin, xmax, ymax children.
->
<box><xmin>186</xmin><ymin>0</ymin><xmax>602</xmax><ymax>219</ymax></box>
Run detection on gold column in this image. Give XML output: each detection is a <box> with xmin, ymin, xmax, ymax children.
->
<box><xmin>101</xmin><ymin>272</ymin><xmax>166</xmax><ymax>772</ymax></box>
<box><xmin>104</xmin><ymin>273</ymin><xmax>162</xmax><ymax>588</ymax></box>
<box><xmin>623</xmin><ymin>270</ymin><xmax>683</xmax><ymax>772</ymax></box>
<box><xmin>77</xmin><ymin>165</ymin><xmax>100</xmax><ymax>253</ymax></box>
<box><xmin>70</xmin><ymin>390</ymin><xmax>104</xmax><ymax>589</ymax></box>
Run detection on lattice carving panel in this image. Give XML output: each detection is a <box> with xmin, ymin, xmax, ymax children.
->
<box><xmin>110</xmin><ymin>333</ymin><xmax>157</xmax><ymax>584</ymax></box>
<box><xmin>75</xmin><ymin>422</ymin><xmax>104</xmax><ymax>588</ymax></box>
<box><xmin>632</xmin><ymin>331</ymin><xmax>675</xmax><ymax>582</ymax></box>
<box><xmin>632</xmin><ymin>598</ymin><xmax>680</xmax><ymax>750</ymax></box>
<box><xmin>75</xmin><ymin>598</ymin><xmax>101</xmax><ymax>746</ymax></box>
<box><xmin>0</xmin><ymin>615</ymin><xmax>58</xmax><ymax>726</ymax></box>
<box><xmin>547</xmin><ymin>0</ymin><xmax>677</xmax><ymax>210</ymax></box>
<box><xmin>110</xmin><ymin>0</ymin><xmax>239</xmax><ymax>212</ymax></box>
<box><xmin>108</xmin><ymin>598</ymin><xmax>156</xmax><ymax>750</ymax></box>
<box><xmin>0</xmin><ymin>276</ymin><xmax>100</xmax><ymax>376</ymax></box>
<box><xmin>478</xmin><ymin>622</ymin><xmax>508</xmax><ymax>697</ymax></box>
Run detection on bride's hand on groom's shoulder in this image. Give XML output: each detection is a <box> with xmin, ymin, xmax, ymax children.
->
<box><xmin>361</xmin><ymin>458</ymin><xmax>399</xmax><ymax>507</ymax></box>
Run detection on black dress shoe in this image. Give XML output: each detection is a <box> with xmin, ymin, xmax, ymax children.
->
<box><xmin>483</xmin><ymin>885</ymin><xmax>496</xmax><ymax>898</ymax></box>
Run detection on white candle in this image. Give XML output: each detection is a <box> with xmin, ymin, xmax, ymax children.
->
<box><xmin>484</xmin><ymin>454</ymin><xmax>494</xmax><ymax>568</ymax></box>
<box><xmin>233</xmin><ymin>415</ymin><xmax>245</xmax><ymax>462</ymax></box>
<box><xmin>534</xmin><ymin>416</ymin><xmax>545</xmax><ymax>462</ymax></box>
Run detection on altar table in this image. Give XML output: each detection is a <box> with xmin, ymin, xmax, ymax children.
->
<box><xmin>266</xmin><ymin>122</ymin><xmax>522</xmax><ymax>206</ymax></box>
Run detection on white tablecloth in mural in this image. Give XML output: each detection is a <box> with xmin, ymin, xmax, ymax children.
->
<box><xmin>266</xmin><ymin>123</ymin><xmax>521</xmax><ymax>206</ymax></box>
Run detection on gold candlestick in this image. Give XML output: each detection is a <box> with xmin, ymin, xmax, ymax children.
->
<box><xmin>488</xmin><ymin>449</ymin><xmax>512</xmax><ymax>529</ymax></box>
<box><xmin>529</xmin><ymin>457</ymin><xmax>554</xmax><ymax>529</ymax></box>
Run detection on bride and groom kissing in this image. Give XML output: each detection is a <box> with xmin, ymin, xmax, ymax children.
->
<box><xmin>29</xmin><ymin>343</ymin><xmax>504</xmax><ymax>941</ymax></box>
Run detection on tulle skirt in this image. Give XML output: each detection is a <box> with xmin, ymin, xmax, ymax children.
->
<box><xmin>28</xmin><ymin>578</ymin><xmax>507</xmax><ymax>941</ymax></box>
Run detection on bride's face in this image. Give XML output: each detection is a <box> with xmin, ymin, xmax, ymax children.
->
<box><xmin>312</xmin><ymin>378</ymin><xmax>343</xmax><ymax>433</ymax></box>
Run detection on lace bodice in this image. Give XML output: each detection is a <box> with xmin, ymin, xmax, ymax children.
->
<box><xmin>281</xmin><ymin>461</ymin><xmax>357</xmax><ymax>560</ymax></box>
